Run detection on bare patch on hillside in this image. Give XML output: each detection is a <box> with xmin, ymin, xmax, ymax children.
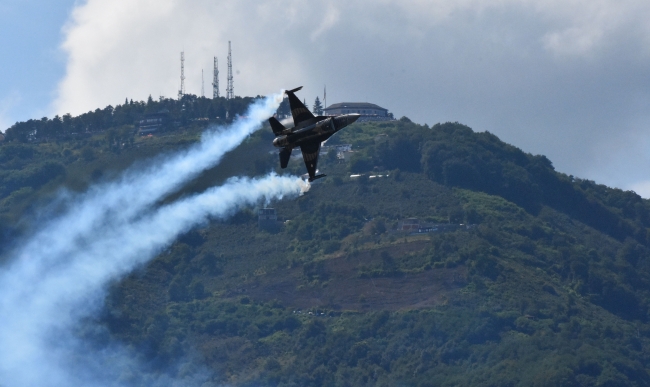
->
<box><xmin>239</xmin><ymin>241</ymin><xmax>466</xmax><ymax>311</ymax></box>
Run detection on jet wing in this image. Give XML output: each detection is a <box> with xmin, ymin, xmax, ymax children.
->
<box><xmin>286</xmin><ymin>87</ymin><xmax>315</xmax><ymax>127</ymax></box>
<box><xmin>300</xmin><ymin>141</ymin><xmax>321</xmax><ymax>181</ymax></box>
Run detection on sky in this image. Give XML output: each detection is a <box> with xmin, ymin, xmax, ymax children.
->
<box><xmin>1</xmin><ymin>0</ymin><xmax>650</xmax><ymax>197</ymax></box>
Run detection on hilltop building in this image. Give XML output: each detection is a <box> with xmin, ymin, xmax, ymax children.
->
<box><xmin>138</xmin><ymin>109</ymin><xmax>170</xmax><ymax>134</ymax></box>
<box><xmin>398</xmin><ymin>218</ymin><xmax>421</xmax><ymax>232</ymax></box>
<box><xmin>258</xmin><ymin>208</ymin><xmax>278</xmax><ymax>230</ymax></box>
<box><xmin>323</xmin><ymin>102</ymin><xmax>393</xmax><ymax>122</ymax></box>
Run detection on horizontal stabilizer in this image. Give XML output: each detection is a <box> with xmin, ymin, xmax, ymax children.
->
<box><xmin>308</xmin><ymin>174</ymin><xmax>326</xmax><ymax>182</ymax></box>
<box><xmin>269</xmin><ymin>116</ymin><xmax>285</xmax><ymax>136</ymax></box>
<box><xmin>286</xmin><ymin>86</ymin><xmax>303</xmax><ymax>94</ymax></box>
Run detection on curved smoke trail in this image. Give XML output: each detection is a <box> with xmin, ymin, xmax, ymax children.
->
<box><xmin>12</xmin><ymin>92</ymin><xmax>283</xmax><ymax>282</ymax></box>
<box><xmin>0</xmin><ymin>93</ymin><xmax>305</xmax><ymax>387</ymax></box>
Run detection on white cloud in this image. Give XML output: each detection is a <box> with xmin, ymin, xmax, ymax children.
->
<box><xmin>53</xmin><ymin>0</ymin><xmax>650</xmax><ymax>191</ymax></box>
<box><xmin>537</xmin><ymin>0</ymin><xmax>650</xmax><ymax>57</ymax></box>
<box><xmin>54</xmin><ymin>0</ymin><xmax>650</xmax><ymax>113</ymax></box>
<box><xmin>310</xmin><ymin>5</ymin><xmax>340</xmax><ymax>41</ymax></box>
<box><xmin>54</xmin><ymin>0</ymin><xmax>313</xmax><ymax>114</ymax></box>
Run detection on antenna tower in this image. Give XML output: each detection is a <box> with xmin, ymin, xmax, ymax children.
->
<box><xmin>212</xmin><ymin>57</ymin><xmax>219</xmax><ymax>98</ymax></box>
<box><xmin>178</xmin><ymin>51</ymin><xmax>185</xmax><ymax>100</ymax></box>
<box><xmin>201</xmin><ymin>69</ymin><xmax>205</xmax><ymax>97</ymax></box>
<box><xmin>226</xmin><ymin>41</ymin><xmax>234</xmax><ymax>99</ymax></box>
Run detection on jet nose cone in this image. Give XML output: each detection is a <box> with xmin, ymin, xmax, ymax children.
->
<box><xmin>334</xmin><ymin>114</ymin><xmax>361</xmax><ymax>129</ymax></box>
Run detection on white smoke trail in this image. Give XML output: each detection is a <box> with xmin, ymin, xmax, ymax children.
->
<box><xmin>0</xmin><ymin>92</ymin><xmax>304</xmax><ymax>387</ymax></box>
<box><xmin>13</xmin><ymin>92</ymin><xmax>283</xmax><ymax>282</ymax></box>
<box><xmin>0</xmin><ymin>174</ymin><xmax>307</xmax><ymax>387</ymax></box>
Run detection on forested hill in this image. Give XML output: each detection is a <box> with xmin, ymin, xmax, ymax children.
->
<box><xmin>2</xmin><ymin>112</ymin><xmax>650</xmax><ymax>386</ymax></box>
<box><xmin>346</xmin><ymin>119</ymin><xmax>649</xmax><ymax>245</ymax></box>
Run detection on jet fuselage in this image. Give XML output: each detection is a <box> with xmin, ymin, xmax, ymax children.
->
<box><xmin>272</xmin><ymin>114</ymin><xmax>359</xmax><ymax>149</ymax></box>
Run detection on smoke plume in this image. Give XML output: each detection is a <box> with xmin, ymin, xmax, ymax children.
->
<box><xmin>0</xmin><ymin>92</ymin><xmax>306</xmax><ymax>386</ymax></box>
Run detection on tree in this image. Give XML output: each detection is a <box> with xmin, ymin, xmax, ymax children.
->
<box><xmin>276</xmin><ymin>97</ymin><xmax>290</xmax><ymax>118</ymax></box>
<box><xmin>313</xmin><ymin>97</ymin><xmax>323</xmax><ymax>115</ymax></box>
<box><xmin>62</xmin><ymin>113</ymin><xmax>73</xmax><ymax>133</ymax></box>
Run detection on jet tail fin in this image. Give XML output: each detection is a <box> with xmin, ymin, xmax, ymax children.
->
<box><xmin>269</xmin><ymin>116</ymin><xmax>286</xmax><ymax>136</ymax></box>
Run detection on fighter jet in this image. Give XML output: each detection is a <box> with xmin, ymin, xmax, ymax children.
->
<box><xmin>270</xmin><ymin>87</ymin><xmax>360</xmax><ymax>182</ymax></box>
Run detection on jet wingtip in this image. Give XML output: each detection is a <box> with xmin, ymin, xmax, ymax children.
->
<box><xmin>308</xmin><ymin>174</ymin><xmax>327</xmax><ymax>183</ymax></box>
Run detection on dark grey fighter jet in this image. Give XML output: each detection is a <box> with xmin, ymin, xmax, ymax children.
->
<box><xmin>270</xmin><ymin>87</ymin><xmax>359</xmax><ymax>182</ymax></box>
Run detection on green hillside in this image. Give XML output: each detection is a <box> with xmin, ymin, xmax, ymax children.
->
<box><xmin>2</xmin><ymin>114</ymin><xmax>650</xmax><ymax>386</ymax></box>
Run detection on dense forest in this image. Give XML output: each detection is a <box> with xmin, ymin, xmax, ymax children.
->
<box><xmin>2</xmin><ymin>105</ymin><xmax>650</xmax><ymax>386</ymax></box>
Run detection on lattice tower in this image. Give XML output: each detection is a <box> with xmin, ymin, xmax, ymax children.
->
<box><xmin>178</xmin><ymin>51</ymin><xmax>185</xmax><ymax>100</ymax></box>
<box><xmin>212</xmin><ymin>57</ymin><xmax>219</xmax><ymax>98</ymax></box>
<box><xmin>226</xmin><ymin>41</ymin><xmax>234</xmax><ymax>99</ymax></box>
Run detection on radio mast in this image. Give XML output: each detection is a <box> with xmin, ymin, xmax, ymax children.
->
<box><xmin>178</xmin><ymin>51</ymin><xmax>185</xmax><ymax>100</ymax></box>
<box><xmin>226</xmin><ymin>41</ymin><xmax>234</xmax><ymax>99</ymax></box>
<box><xmin>212</xmin><ymin>57</ymin><xmax>219</xmax><ymax>98</ymax></box>
<box><xmin>201</xmin><ymin>69</ymin><xmax>205</xmax><ymax>98</ymax></box>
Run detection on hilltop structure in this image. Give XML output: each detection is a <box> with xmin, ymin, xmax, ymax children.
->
<box><xmin>138</xmin><ymin>110</ymin><xmax>170</xmax><ymax>134</ymax></box>
<box><xmin>258</xmin><ymin>208</ymin><xmax>278</xmax><ymax>230</ymax></box>
<box><xmin>226</xmin><ymin>42</ymin><xmax>234</xmax><ymax>99</ymax></box>
<box><xmin>323</xmin><ymin>102</ymin><xmax>393</xmax><ymax>122</ymax></box>
<box><xmin>212</xmin><ymin>57</ymin><xmax>219</xmax><ymax>98</ymax></box>
<box><xmin>178</xmin><ymin>52</ymin><xmax>185</xmax><ymax>100</ymax></box>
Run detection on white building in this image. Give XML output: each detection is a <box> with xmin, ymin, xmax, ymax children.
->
<box><xmin>323</xmin><ymin>102</ymin><xmax>393</xmax><ymax>122</ymax></box>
